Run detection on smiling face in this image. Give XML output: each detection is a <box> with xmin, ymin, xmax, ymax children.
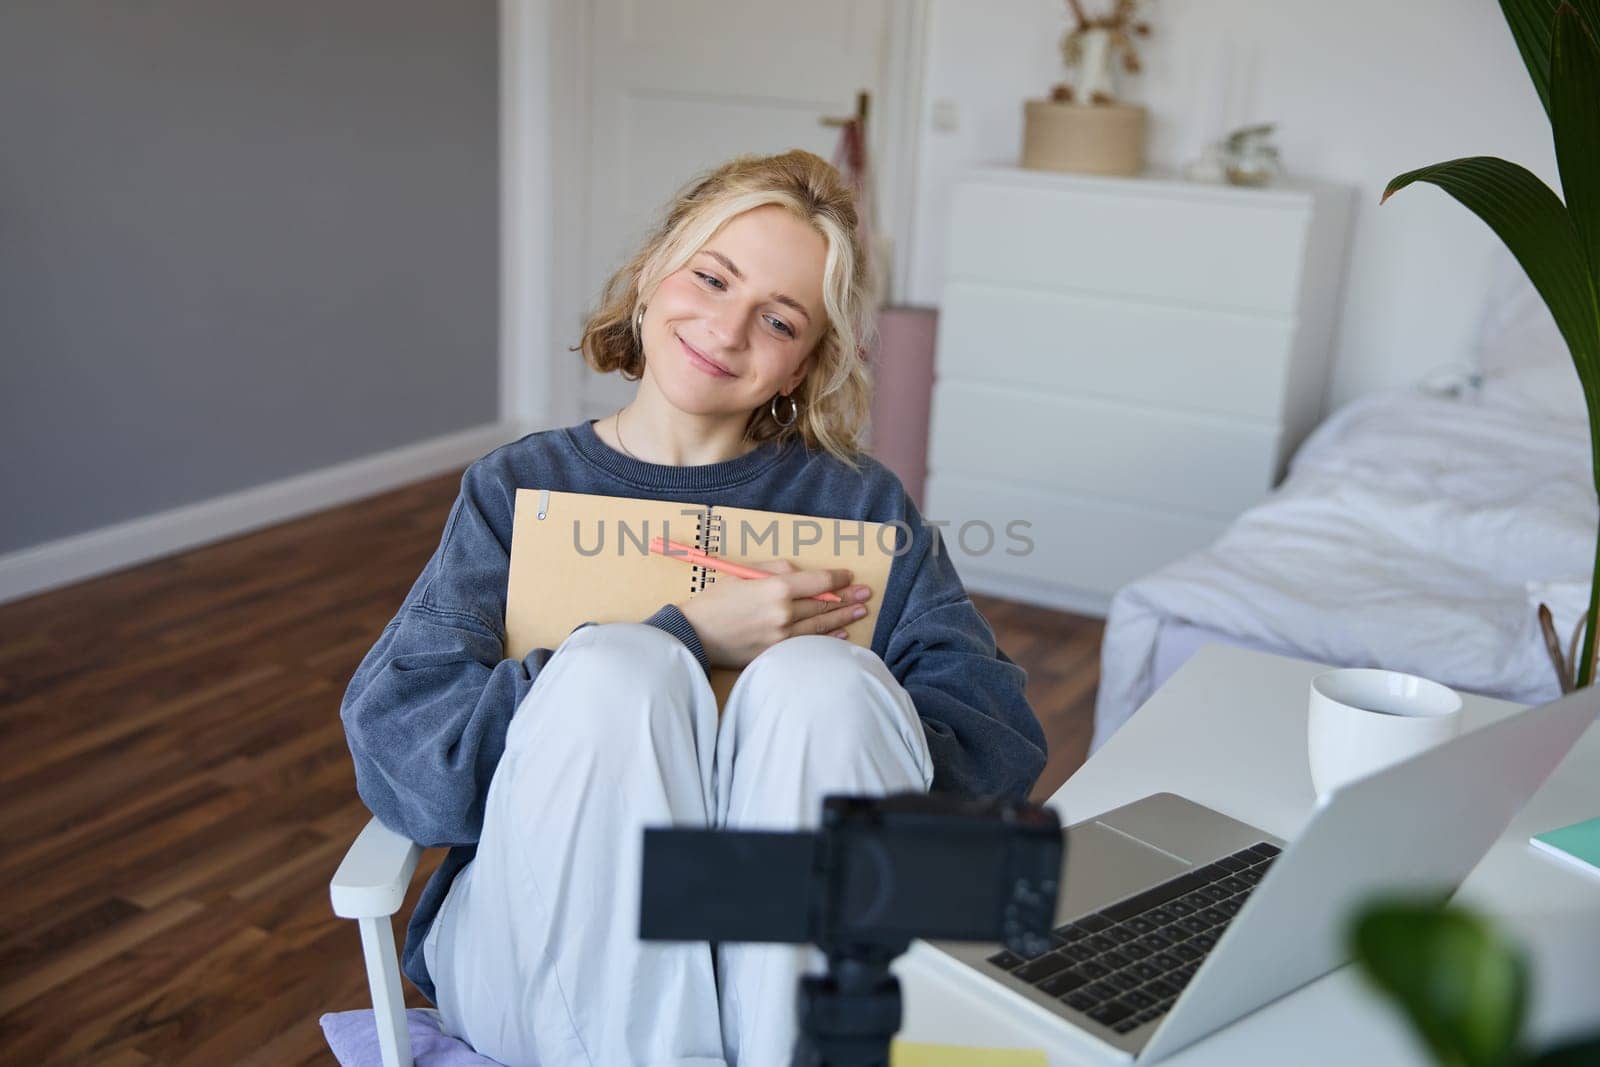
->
<box><xmin>639</xmin><ymin>204</ymin><xmax>828</xmax><ymax>420</ymax></box>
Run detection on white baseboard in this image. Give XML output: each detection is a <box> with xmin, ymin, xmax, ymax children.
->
<box><xmin>0</xmin><ymin>420</ymin><xmax>529</xmax><ymax>606</ymax></box>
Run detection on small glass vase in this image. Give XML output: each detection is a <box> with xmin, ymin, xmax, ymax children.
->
<box><xmin>1222</xmin><ymin>141</ymin><xmax>1282</xmax><ymax>187</ymax></box>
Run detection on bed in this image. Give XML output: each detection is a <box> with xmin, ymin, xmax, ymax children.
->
<box><xmin>1093</xmin><ymin>265</ymin><xmax>1596</xmax><ymax>752</ymax></box>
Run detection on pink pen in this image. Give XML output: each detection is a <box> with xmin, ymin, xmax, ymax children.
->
<box><xmin>648</xmin><ymin>537</ymin><xmax>843</xmax><ymax>603</ymax></box>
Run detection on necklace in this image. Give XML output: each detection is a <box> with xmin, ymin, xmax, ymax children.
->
<box><xmin>614</xmin><ymin>407</ymin><xmax>759</xmax><ymax>463</ymax></box>
<box><xmin>613</xmin><ymin>408</ymin><xmax>640</xmax><ymax>461</ymax></box>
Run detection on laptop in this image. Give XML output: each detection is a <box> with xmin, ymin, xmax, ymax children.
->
<box><xmin>928</xmin><ymin>685</ymin><xmax>1599</xmax><ymax>1061</ymax></box>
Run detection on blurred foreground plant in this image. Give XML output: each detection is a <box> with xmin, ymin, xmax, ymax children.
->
<box><xmin>1350</xmin><ymin>899</ymin><xmax>1600</xmax><ymax>1066</ymax></box>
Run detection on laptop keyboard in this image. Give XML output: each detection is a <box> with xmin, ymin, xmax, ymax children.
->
<box><xmin>985</xmin><ymin>842</ymin><xmax>1280</xmax><ymax>1036</ymax></box>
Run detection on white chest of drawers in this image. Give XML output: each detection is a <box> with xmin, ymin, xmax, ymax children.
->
<box><xmin>925</xmin><ymin>166</ymin><xmax>1352</xmax><ymax>616</ymax></box>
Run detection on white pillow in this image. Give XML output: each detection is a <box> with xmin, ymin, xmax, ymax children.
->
<box><xmin>1475</xmin><ymin>250</ymin><xmax>1588</xmax><ymax>422</ymax></box>
<box><xmin>1482</xmin><ymin>359</ymin><xmax>1587</xmax><ymax>421</ymax></box>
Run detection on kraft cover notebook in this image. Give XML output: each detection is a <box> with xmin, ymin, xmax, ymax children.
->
<box><xmin>505</xmin><ymin>489</ymin><xmax>901</xmax><ymax>709</ymax></box>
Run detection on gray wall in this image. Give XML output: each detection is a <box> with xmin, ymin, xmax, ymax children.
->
<box><xmin>0</xmin><ymin>0</ymin><xmax>498</xmax><ymax>555</ymax></box>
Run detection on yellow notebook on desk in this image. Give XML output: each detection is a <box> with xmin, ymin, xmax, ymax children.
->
<box><xmin>504</xmin><ymin>489</ymin><xmax>900</xmax><ymax>708</ymax></box>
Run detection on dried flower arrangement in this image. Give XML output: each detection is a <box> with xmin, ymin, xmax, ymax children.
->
<box><xmin>1053</xmin><ymin>0</ymin><xmax>1155</xmax><ymax>105</ymax></box>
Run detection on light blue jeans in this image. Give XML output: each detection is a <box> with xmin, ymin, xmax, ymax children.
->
<box><xmin>424</xmin><ymin>623</ymin><xmax>934</xmax><ymax>1066</ymax></box>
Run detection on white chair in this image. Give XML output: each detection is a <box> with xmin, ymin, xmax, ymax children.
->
<box><xmin>329</xmin><ymin>816</ymin><xmax>424</xmax><ymax>1067</ymax></box>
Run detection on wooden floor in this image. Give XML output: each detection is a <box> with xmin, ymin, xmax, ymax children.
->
<box><xmin>0</xmin><ymin>472</ymin><xmax>1103</xmax><ymax>1064</ymax></box>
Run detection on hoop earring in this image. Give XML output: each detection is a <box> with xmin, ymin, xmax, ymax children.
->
<box><xmin>634</xmin><ymin>305</ymin><xmax>645</xmax><ymax>335</ymax></box>
<box><xmin>770</xmin><ymin>392</ymin><xmax>799</xmax><ymax>428</ymax></box>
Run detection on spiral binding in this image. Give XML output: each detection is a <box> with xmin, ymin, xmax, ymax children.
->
<box><xmin>692</xmin><ymin>508</ymin><xmax>723</xmax><ymax>593</ymax></box>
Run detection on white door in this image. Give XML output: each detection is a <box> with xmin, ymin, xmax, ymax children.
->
<box><xmin>570</xmin><ymin>0</ymin><xmax>898</xmax><ymax>421</ymax></box>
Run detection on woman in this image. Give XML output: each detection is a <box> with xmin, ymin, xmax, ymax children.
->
<box><xmin>340</xmin><ymin>150</ymin><xmax>1046</xmax><ymax>1066</ymax></box>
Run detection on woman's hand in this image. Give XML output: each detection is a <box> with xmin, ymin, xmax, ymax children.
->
<box><xmin>678</xmin><ymin>560</ymin><xmax>873</xmax><ymax>669</ymax></box>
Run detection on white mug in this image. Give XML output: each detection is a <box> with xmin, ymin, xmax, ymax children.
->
<box><xmin>1308</xmin><ymin>668</ymin><xmax>1463</xmax><ymax>798</ymax></box>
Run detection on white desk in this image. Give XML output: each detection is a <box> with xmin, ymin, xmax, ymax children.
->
<box><xmin>894</xmin><ymin>645</ymin><xmax>1600</xmax><ymax>1064</ymax></box>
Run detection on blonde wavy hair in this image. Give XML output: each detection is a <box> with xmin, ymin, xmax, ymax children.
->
<box><xmin>576</xmin><ymin>150</ymin><xmax>874</xmax><ymax>466</ymax></box>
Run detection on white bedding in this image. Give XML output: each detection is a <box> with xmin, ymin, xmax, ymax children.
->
<box><xmin>1093</xmin><ymin>386</ymin><xmax>1595</xmax><ymax>751</ymax></box>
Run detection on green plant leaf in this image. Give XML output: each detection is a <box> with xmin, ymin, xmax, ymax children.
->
<box><xmin>1351</xmin><ymin>900</ymin><xmax>1529</xmax><ymax>1067</ymax></box>
<box><xmin>1500</xmin><ymin>0</ymin><xmax>1600</xmax><ymax>118</ymax></box>
<box><xmin>1551</xmin><ymin>3</ymin><xmax>1600</xmax><ymax>689</ymax></box>
<box><xmin>1382</xmin><ymin>157</ymin><xmax>1600</xmax><ymax>387</ymax></box>
<box><xmin>1552</xmin><ymin>4</ymin><xmax>1600</xmax><ymax>280</ymax></box>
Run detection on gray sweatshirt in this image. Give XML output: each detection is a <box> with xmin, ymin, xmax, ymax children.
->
<box><xmin>339</xmin><ymin>419</ymin><xmax>1046</xmax><ymax>1004</ymax></box>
